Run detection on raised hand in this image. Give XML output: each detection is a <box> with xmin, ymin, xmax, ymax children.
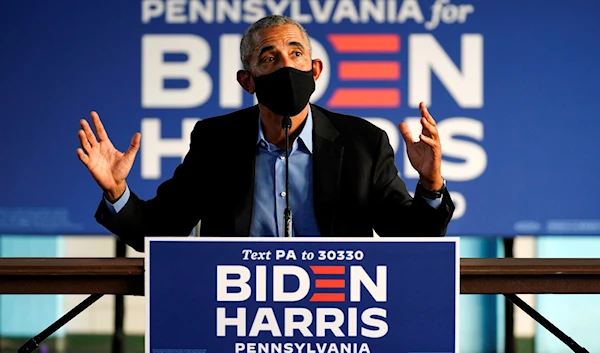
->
<box><xmin>398</xmin><ymin>102</ymin><xmax>444</xmax><ymax>190</ymax></box>
<box><xmin>77</xmin><ymin>111</ymin><xmax>140</xmax><ymax>202</ymax></box>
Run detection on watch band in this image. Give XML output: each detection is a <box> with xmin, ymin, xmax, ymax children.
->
<box><xmin>418</xmin><ymin>179</ymin><xmax>446</xmax><ymax>200</ymax></box>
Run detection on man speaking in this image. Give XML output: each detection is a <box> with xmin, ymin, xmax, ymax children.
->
<box><xmin>76</xmin><ymin>15</ymin><xmax>455</xmax><ymax>252</ymax></box>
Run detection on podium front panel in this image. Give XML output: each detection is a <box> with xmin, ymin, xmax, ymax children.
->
<box><xmin>146</xmin><ymin>237</ymin><xmax>459</xmax><ymax>353</ymax></box>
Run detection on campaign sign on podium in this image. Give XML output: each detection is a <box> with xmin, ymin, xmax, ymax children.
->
<box><xmin>145</xmin><ymin>237</ymin><xmax>459</xmax><ymax>353</ymax></box>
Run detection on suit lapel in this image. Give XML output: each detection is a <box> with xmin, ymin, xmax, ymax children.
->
<box><xmin>233</xmin><ymin>106</ymin><xmax>260</xmax><ymax>236</ymax></box>
<box><xmin>311</xmin><ymin>105</ymin><xmax>344</xmax><ymax>236</ymax></box>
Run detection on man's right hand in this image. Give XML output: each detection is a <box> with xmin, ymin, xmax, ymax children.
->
<box><xmin>77</xmin><ymin>111</ymin><xmax>140</xmax><ymax>202</ymax></box>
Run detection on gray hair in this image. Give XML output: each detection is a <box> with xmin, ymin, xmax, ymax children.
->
<box><xmin>240</xmin><ymin>15</ymin><xmax>312</xmax><ymax>72</ymax></box>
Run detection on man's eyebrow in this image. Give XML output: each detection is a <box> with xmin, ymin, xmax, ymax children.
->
<box><xmin>258</xmin><ymin>45</ymin><xmax>275</xmax><ymax>57</ymax></box>
<box><xmin>289</xmin><ymin>41</ymin><xmax>304</xmax><ymax>49</ymax></box>
<box><xmin>257</xmin><ymin>41</ymin><xmax>305</xmax><ymax>57</ymax></box>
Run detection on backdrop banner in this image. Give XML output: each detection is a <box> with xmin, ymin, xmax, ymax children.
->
<box><xmin>1</xmin><ymin>0</ymin><xmax>599</xmax><ymax>235</ymax></box>
<box><xmin>146</xmin><ymin>237</ymin><xmax>459</xmax><ymax>353</ymax></box>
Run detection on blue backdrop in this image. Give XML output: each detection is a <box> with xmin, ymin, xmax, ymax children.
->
<box><xmin>147</xmin><ymin>238</ymin><xmax>458</xmax><ymax>353</ymax></box>
<box><xmin>1</xmin><ymin>0</ymin><xmax>599</xmax><ymax>236</ymax></box>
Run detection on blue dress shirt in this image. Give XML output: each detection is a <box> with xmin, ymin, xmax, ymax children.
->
<box><xmin>249</xmin><ymin>109</ymin><xmax>320</xmax><ymax>237</ymax></box>
<box><xmin>104</xmin><ymin>110</ymin><xmax>443</xmax><ymax>236</ymax></box>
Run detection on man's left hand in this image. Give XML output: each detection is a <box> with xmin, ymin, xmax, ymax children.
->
<box><xmin>398</xmin><ymin>102</ymin><xmax>444</xmax><ymax>191</ymax></box>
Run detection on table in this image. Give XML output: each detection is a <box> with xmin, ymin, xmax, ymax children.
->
<box><xmin>2</xmin><ymin>257</ymin><xmax>598</xmax><ymax>353</ymax></box>
<box><xmin>1</xmin><ymin>257</ymin><xmax>600</xmax><ymax>295</ymax></box>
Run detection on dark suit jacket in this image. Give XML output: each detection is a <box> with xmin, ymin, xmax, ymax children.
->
<box><xmin>95</xmin><ymin>104</ymin><xmax>454</xmax><ymax>252</ymax></box>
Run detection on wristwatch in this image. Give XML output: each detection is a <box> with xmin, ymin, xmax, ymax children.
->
<box><xmin>418</xmin><ymin>179</ymin><xmax>446</xmax><ymax>200</ymax></box>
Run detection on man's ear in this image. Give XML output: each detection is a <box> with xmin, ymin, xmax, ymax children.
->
<box><xmin>237</xmin><ymin>70</ymin><xmax>255</xmax><ymax>94</ymax></box>
<box><xmin>311</xmin><ymin>59</ymin><xmax>324</xmax><ymax>82</ymax></box>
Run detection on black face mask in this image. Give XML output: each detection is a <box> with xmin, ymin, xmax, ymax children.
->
<box><xmin>252</xmin><ymin>66</ymin><xmax>315</xmax><ymax>117</ymax></box>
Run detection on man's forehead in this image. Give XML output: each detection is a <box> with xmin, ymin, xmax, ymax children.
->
<box><xmin>253</xmin><ymin>24</ymin><xmax>306</xmax><ymax>50</ymax></box>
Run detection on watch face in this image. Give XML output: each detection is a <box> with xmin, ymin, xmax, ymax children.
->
<box><xmin>423</xmin><ymin>192</ymin><xmax>440</xmax><ymax>200</ymax></box>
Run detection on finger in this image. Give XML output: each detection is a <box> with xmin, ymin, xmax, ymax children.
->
<box><xmin>80</xmin><ymin>119</ymin><xmax>98</xmax><ymax>147</ymax></box>
<box><xmin>78</xmin><ymin>129</ymin><xmax>92</xmax><ymax>152</ymax></box>
<box><xmin>398</xmin><ymin>122</ymin><xmax>417</xmax><ymax>144</ymax></box>
<box><xmin>76</xmin><ymin>148</ymin><xmax>90</xmax><ymax>165</ymax></box>
<box><xmin>419</xmin><ymin>102</ymin><xmax>437</xmax><ymax>126</ymax></box>
<box><xmin>124</xmin><ymin>132</ymin><xmax>141</xmax><ymax>159</ymax></box>
<box><xmin>420</xmin><ymin>117</ymin><xmax>439</xmax><ymax>140</ymax></box>
<box><xmin>90</xmin><ymin>111</ymin><xmax>109</xmax><ymax>141</ymax></box>
<box><xmin>419</xmin><ymin>134</ymin><xmax>439</xmax><ymax>149</ymax></box>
